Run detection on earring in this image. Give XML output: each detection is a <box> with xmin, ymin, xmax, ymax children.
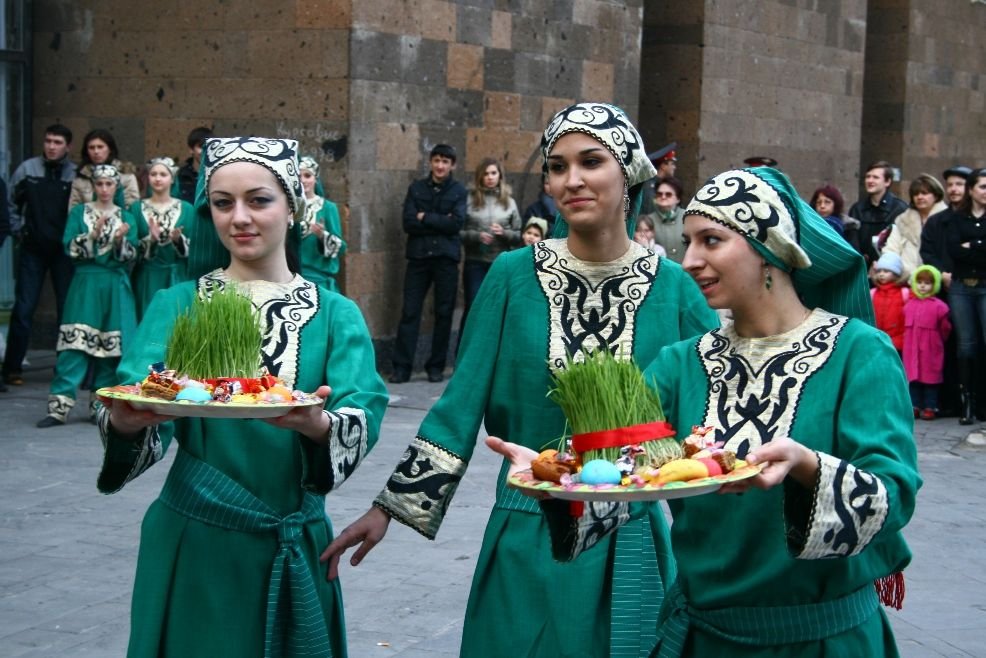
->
<box><xmin>764</xmin><ymin>262</ymin><xmax>773</xmax><ymax>290</ymax></box>
<box><xmin>623</xmin><ymin>180</ymin><xmax>631</xmax><ymax>217</ymax></box>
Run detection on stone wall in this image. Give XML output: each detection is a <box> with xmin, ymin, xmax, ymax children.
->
<box><xmin>861</xmin><ymin>0</ymin><xmax>986</xmax><ymax>193</ymax></box>
<box><xmin>640</xmin><ymin>0</ymin><xmax>868</xmax><ymax>202</ymax></box>
<box><xmin>26</xmin><ymin>0</ymin><xmax>646</xmax><ymax>357</ymax></box>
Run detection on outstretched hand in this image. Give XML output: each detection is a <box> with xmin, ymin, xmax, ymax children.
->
<box><xmin>263</xmin><ymin>385</ymin><xmax>331</xmax><ymax>442</ymax></box>
<box><xmin>718</xmin><ymin>437</ymin><xmax>817</xmax><ymax>494</ymax></box>
<box><xmin>320</xmin><ymin>506</ymin><xmax>391</xmax><ymax>581</ymax></box>
<box><xmin>98</xmin><ymin>394</ymin><xmax>175</xmax><ymax>437</ymax></box>
<box><xmin>484</xmin><ymin>436</ymin><xmax>538</xmax><ymax>478</ymax></box>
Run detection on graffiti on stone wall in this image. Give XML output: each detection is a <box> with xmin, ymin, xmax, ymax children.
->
<box><xmin>274</xmin><ymin>122</ymin><xmax>348</xmax><ymax>162</ymax></box>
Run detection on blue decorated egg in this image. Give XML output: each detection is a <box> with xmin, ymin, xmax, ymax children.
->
<box><xmin>174</xmin><ymin>387</ymin><xmax>213</xmax><ymax>403</ymax></box>
<box><xmin>579</xmin><ymin>459</ymin><xmax>622</xmax><ymax>485</ymax></box>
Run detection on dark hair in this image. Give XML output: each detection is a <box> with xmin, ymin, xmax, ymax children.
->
<box><xmin>810</xmin><ymin>184</ymin><xmax>845</xmax><ymax>217</ymax></box>
<box><xmin>80</xmin><ymin>129</ymin><xmax>120</xmax><ymax>166</ymax></box>
<box><xmin>635</xmin><ymin>213</ymin><xmax>655</xmax><ymax>230</ymax></box>
<box><xmin>430</xmin><ymin>143</ymin><xmax>457</xmax><ymax>163</ymax></box>
<box><xmin>907</xmin><ymin>173</ymin><xmax>944</xmax><ymax>207</ymax></box>
<box><xmin>656</xmin><ymin>175</ymin><xmax>683</xmax><ymax>201</ymax></box>
<box><xmin>865</xmin><ymin>160</ymin><xmax>895</xmax><ymax>183</ymax></box>
<box><xmin>44</xmin><ymin>124</ymin><xmax>72</xmax><ymax>144</ymax></box>
<box><xmin>187</xmin><ymin>126</ymin><xmax>214</xmax><ymax>149</ymax></box>
<box><xmin>959</xmin><ymin>168</ymin><xmax>986</xmax><ymax>215</ymax></box>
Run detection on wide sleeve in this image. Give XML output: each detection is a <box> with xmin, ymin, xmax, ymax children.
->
<box><xmin>298</xmin><ymin>295</ymin><xmax>389</xmax><ymax>494</ymax></box>
<box><xmin>63</xmin><ymin>204</ymin><xmax>95</xmax><ymax>260</ymax></box>
<box><xmin>172</xmin><ymin>201</ymin><xmax>193</xmax><ymax>258</ymax></box>
<box><xmin>373</xmin><ymin>253</ymin><xmax>511</xmax><ymax>539</ymax></box>
<box><xmin>317</xmin><ymin>200</ymin><xmax>346</xmax><ymax>259</ymax></box>
<box><xmin>783</xmin><ymin>326</ymin><xmax>921</xmax><ymax>559</ymax></box>
<box><xmin>95</xmin><ymin>286</ymin><xmax>192</xmax><ymax>493</ymax></box>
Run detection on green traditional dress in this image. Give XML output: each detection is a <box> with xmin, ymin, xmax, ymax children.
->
<box><xmin>550</xmin><ymin>310</ymin><xmax>920</xmax><ymax>657</ymax></box>
<box><xmin>298</xmin><ymin>195</ymin><xmax>346</xmax><ymax>292</ymax></box>
<box><xmin>46</xmin><ymin>202</ymin><xmax>138</xmax><ymax>421</ymax></box>
<box><xmin>129</xmin><ymin>198</ymin><xmax>193</xmax><ymax>319</ymax></box>
<box><xmin>97</xmin><ymin>271</ymin><xmax>389</xmax><ymax>658</ymax></box>
<box><xmin>182</xmin><ymin>213</ymin><xmax>229</xmax><ymax>281</ymax></box>
<box><xmin>373</xmin><ymin>238</ymin><xmax>719</xmax><ymax>657</ymax></box>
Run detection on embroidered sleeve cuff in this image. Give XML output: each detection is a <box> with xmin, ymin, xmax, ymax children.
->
<box><xmin>69</xmin><ymin>234</ymin><xmax>93</xmax><ymax>259</ymax></box>
<box><xmin>300</xmin><ymin>407</ymin><xmax>370</xmax><ymax>494</ymax></box>
<box><xmin>322</xmin><ymin>233</ymin><xmax>343</xmax><ymax>259</ymax></box>
<box><xmin>785</xmin><ymin>451</ymin><xmax>889</xmax><ymax>559</ymax></box>
<box><xmin>373</xmin><ymin>436</ymin><xmax>467</xmax><ymax>540</ymax></box>
<box><xmin>540</xmin><ymin>499</ymin><xmax>630</xmax><ymax>562</ymax></box>
<box><xmin>95</xmin><ymin>405</ymin><xmax>164</xmax><ymax>494</ymax></box>
<box><xmin>175</xmin><ymin>233</ymin><xmax>190</xmax><ymax>258</ymax></box>
<box><xmin>115</xmin><ymin>238</ymin><xmax>136</xmax><ymax>262</ymax></box>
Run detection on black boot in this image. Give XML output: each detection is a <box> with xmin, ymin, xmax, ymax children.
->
<box><xmin>959</xmin><ymin>358</ymin><xmax>975</xmax><ymax>426</ymax></box>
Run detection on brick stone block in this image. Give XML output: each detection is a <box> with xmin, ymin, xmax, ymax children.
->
<box><xmin>377</xmin><ymin>123</ymin><xmax>423</xmax><ymax>170</ymax></box>
<box><xmin>296</xmin><ymin>0</ymin><xmax>351</xmax><ymax>28</ymax></box>
<box><xmin>181</xmin><ymin>78</ymin><xmax>347</xmax><ymax>121</ymax></box>
<box><xmin>581</xmin><ymin>61</ymin><xmax>614</xmax><ymax>101</ymax></box>
<box><xmin>457</xmin><ymin>5</ymin><xmax>492</xmax><ymax>46</ymax></box>
<box><xmin>447</xmin><ymin>43</ymin><xmax>484</xmax><ymax>90</ymax></box>
<box><xmin>220</xmin><ymin>0</ymin><xmax>296</xmax><ymax>29</ymax></box>
<box><xmin>491</xmin><ymin>10</ymin><xmax>512</xmax><ymax>49</ymax></box>
<box><xmin>465</xmin><ymin>127</ymin><xmax>541</xmax><ymax>173</ymax></box>
<box><xmin>143</xmin><ymin>118</ymin><xmax>213</xmax><ymax>162</ymax></box>
<box><xmin>414</xmin><ymin>0</ymin><xmax>457</xmax><ymax>41</ymax></box>
<box><xmin>352</xmin><ymin>0</ymin><xmax>411</xmax><ymax>34</ymax></box>
<box><xmin>541</xmin><ymin>96</ymin><xmax>575</xmax><ymax>127</ymax></box>
<box><xmin>483</xmin><ymin>92</ymin><xmax>521</xmax><ymax>129</ymax></box>
<box><xmin>244</xmin><ymin>30</ymin><xmax>340</xmax><ymax>80</ymax></box>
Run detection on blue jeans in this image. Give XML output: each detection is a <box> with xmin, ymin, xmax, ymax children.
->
<box><xmin>392</xmin><ymin>257</ymin><xmax>458</xmax><ymax>374</ymax></box>
<box><xmin>3</xmin><ymin>243</ymin><xmax>74</xmax><ymax>376</ymax></box>
<box><xmin>909</xmin><ymin>382</ymin><xmax>939</xmax><ymax>410</ymax></box>
<box><xmin>948</xmin><ymin>279</ymin><xmax>986</xmax><ymax>359</ymax></box>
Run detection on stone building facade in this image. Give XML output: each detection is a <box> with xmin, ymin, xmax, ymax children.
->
<box><xmin>21</xmin><ymin>0</ymin><xmax>986</xmax><ymax>363</ymax></box>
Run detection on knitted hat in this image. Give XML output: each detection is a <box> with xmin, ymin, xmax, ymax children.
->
<box><xmin>542</xmin><ymin>102</ymin><xmax>657</xmax><ymax>239</ymax></box>
<box><xmin>685</xmin><ymin>167</ymin><xmax>875</xmax><ymax>324</ymax></box>
<box><xmin>523</xmin><ymin>216</ymin><xmax>548</xmax><ymax>238</ymax></box>
<box><xmin>195</xmin><ymin>137</ymin><xmax>305</xmax><ymax>222</ymax></box>
<box><xmin>874</xmin><ymin>252</ymin><xmax>903</xmax><ymax>276</ymax></box>
<box><xmin>909</xmin><ymin>264</ymin><xmax>941</xmax><ymax>298</ymax></box>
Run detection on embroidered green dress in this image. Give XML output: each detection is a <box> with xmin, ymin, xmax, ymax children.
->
<box><xmin>129</xmin><ymin>198</ymin><xmax>194</xmax><ymax>319</ymax></box>
<box><xmin>644</xmin><ymin>310</ymin><xmax>920</xmax><ymax>656</ymax></box>
<box><xmin>298</xmin><ymin>195</ymin><xmax>346</xmax><ymax>292</ymax></box>
<box><xmin>546</xmin><ymin>310</ymin><xmax>919</xmax><ymax>657</ymax></box>
<box><xmin>46</xmin><ymin>202</ymin><xmax>138</xmax><ymax>421</ymax></box>
<box><xmin>373</xmin><ymin>239</ymin><xmax>719</xmax><ymax>657</ymax></box>
<box><xmin>97</xmin><ymin>271</ymin><xmax>389</xmax><ymax>658</ymax></box>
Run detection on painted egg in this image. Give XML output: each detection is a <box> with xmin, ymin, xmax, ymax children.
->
<box><xmin>580</xmin><ymin>459</ymin><xmax>622</xmax><ymax>485</ymax></box>
<box><xmin>174</xmin><ymin>387</ymin><xmax>213</xmax><ymax>403</ymax></box>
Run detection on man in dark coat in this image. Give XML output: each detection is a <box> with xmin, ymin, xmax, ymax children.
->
<box><xmin>390</xmin><ymin>144</ymin><xmax>467</xmax><ymax>384</ymax></box>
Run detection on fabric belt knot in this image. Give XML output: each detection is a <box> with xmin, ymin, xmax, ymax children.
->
<box><xmin>159</xmin><ymin>448</ymin><xmax>333</xmax><ymax>658</ymax></box>
<box><xmin>653</xmin><ymin>580</ymin><xmax>879</xmax><ymax>657</ymax></box>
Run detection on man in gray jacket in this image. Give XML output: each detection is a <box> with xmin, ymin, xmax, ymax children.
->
<box><xmin>1</xmin><ymin>124</ymin><xmax>77</xmax><ymax>388</ymax></box>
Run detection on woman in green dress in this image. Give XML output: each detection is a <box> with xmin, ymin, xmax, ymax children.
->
<box><xmin>129</xmin><ymin>156</ymin><xmax>193</xmax><ymax>319</ymax></box>
<box><xmin>491</xmin><ymin>167</ymin><xmax>922</xmax><ymax>657</ymax></box>
<box><xmin>38</xmin><ymin>164</ymin><xmax>138</xmax><ymax>427</ymax></box>
<box><xmin>96</xmin><ymin>137</ymin><xmax>389</xmax><ymax>657</ymax></box>
<box><xmin>297</xmin><ymin>156</ymin><xmax>346</xmax><ymax>292</ymax></box>
<box><xmin>322</xmin><ymin>103</ymin><xmax>719</xmax><ymax>657</ymax></box>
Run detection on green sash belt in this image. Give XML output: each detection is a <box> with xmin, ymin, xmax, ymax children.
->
<box><xmin>498</xmin><ymin>479</ymin><xmax>663</xmax><ymax>658</ymax></box>
<box><xmin>159</xmin><ymin>449</ymin><xmax>333</xmax><ymax>658</ymax></box>
<box><xmin>652</xmin><ymin>580</ymin><xmax>879</xmax><ymax>657</ymax></box>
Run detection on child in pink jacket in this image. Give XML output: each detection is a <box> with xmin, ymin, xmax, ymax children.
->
<box><xmin>904</xmin><ymin>264</ymin><xmax>952</xmax><ymax>419</ymax></box>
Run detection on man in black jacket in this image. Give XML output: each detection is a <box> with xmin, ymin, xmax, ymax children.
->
<box><xmin>1</xmin><ymin>124</ymin><xmax>77</xmax><ymax>387</ymax></box>
<box><xmin>390</xmin><ymin>144</ymin><xmax>467</xmax><ymax>384</ymax></box>
<box><xmin>848</xmin><ymin>160</ymin><xmax>908</xmax><ymax>266</ymax></box>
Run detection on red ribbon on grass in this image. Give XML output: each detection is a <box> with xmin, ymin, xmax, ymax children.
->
<box><xmin>571</xmin><ymin>420</ymin><xmax>676</xmax><ymax>453</ymax></box>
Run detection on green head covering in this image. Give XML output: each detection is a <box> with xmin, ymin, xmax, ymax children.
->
<box><xmin>910</xmin><ymin>264</ymin><xmax>942</xmax><ymax>298</ymax></box>
<box><xmin>195</xmin><ymin>137</ymin><xmax>306</xmax><ymax>222</ymax></box>
<box><xmin>540</xmin><ymin>102</ymin><xmax>657</xmax><ymax>239</ymax></box>
<box><xmin>685</xmin><ymin>167</ymin><xmax>875</xmax><ymax>325</ymax></box>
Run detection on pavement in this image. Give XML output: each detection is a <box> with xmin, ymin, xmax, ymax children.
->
<box><xmin>1</xmin><ymin>350</ymin><xmax>985</xmax><ymax>657</ymax></box>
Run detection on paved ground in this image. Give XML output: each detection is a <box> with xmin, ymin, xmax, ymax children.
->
<box><xmin>1</xmin><ymin>351</ymin><xmax>984</xmax><ymax>657</ymax></box>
